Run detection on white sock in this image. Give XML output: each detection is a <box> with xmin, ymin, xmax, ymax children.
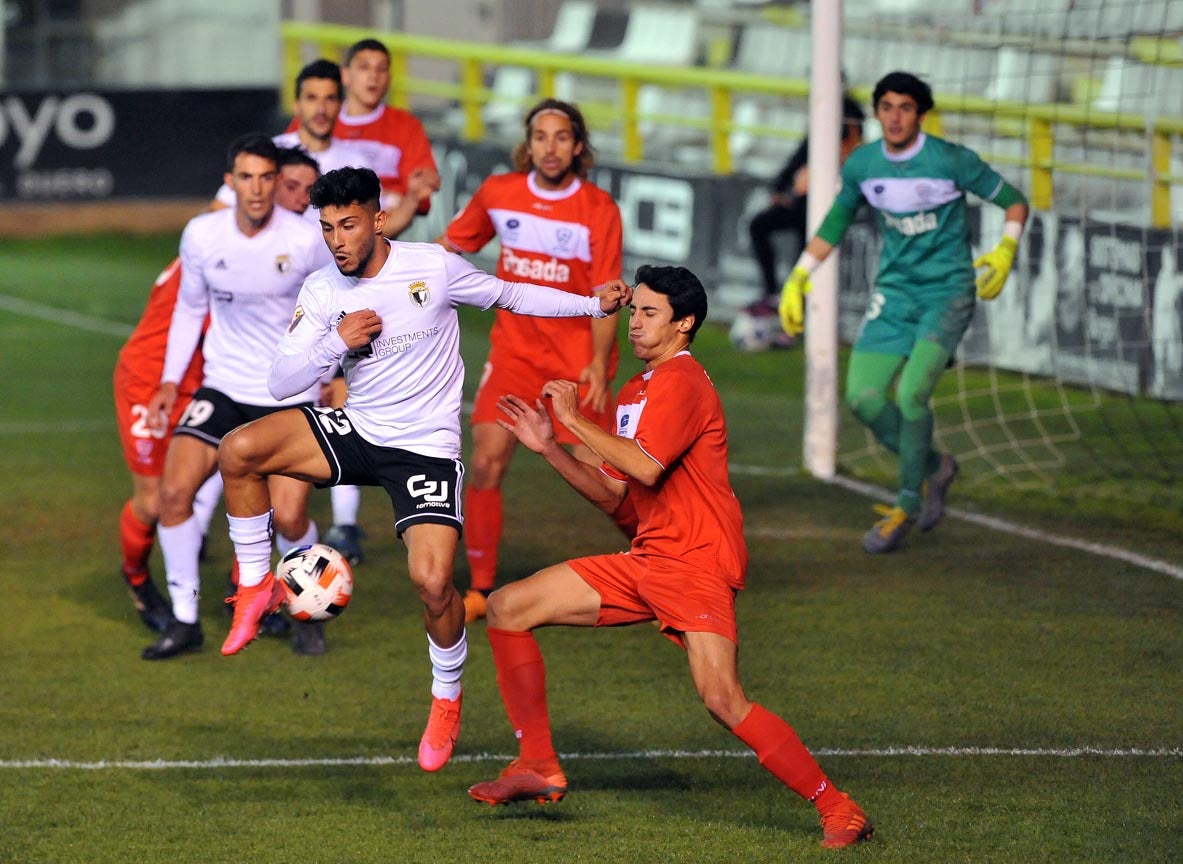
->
<box><xmin>192</xmin><ymin>472</ymin><xmax>224</xmax><ymax>537</ymax></box>
<box><xmin>331</xmin><ymin>485</ymin><xmax>361</xmax><ymax>526</ymax></box>
<box><xmin>227</xmin><ymin>510</ymin><xmax>273</xmax><ymax>588</ymax></box>
<box><xmin>276</xmin><ymin>519</ymin><xmax>318</xmax><ymax>557</ymax></box>
<box><xmin>428</xmin><ymin>630</ymin><xmax>467</xmax><ymax>701</ymax></box>
<box><xmin>158</xmin><ymin>514</ymin><xmax>203</xmax><ymax>624</ymax></box>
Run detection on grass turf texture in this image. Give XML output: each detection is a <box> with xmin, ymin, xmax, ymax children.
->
<box><xmin>0</xmin><ymin>234</ymin><xmax>1180</xmax><ymax>863</ymax></box>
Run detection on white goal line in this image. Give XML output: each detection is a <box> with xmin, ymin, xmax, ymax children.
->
<box><xmin>731</xmin><ymin>465</ymin><xmax>1183</xmax><ymax>582</ymax></box>
<box><xmin>1</xmin><ymin>746</ymin><xmax>1178</xmax><ymax>771</ymax></box>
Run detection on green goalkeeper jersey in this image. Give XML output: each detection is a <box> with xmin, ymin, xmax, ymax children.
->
<box><xmin>822</xmin><ymin>132</ymin><xmax>1010</xmax><ymax>294</ymax></box>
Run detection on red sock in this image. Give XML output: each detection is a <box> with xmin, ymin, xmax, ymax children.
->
<box><xmin>120</xmin><ymin>500</ymin><xmax>155</xmax><ymax>584</ymax></box>
<box><xmin>487</xmin><ymin>627</ymin><xmax>557</xmax><ymax>764</ymax></box>
<box><xmin>732</xmin><ymin>703</ymin><xmax>843</xmax><ymax>812</ymax></box>
<box><xmin>464</xmin><ymin>487</ymin><xmax>502</xmax><ymax>592</ymax></box>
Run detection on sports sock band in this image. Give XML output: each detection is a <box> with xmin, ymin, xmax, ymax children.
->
<box><xmin>488</xmin><ymin>627</ymin><xmax>556</xmax><ymax>763</ymax></box>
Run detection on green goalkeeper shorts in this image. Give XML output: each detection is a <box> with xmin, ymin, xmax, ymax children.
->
<box><xmin>854</xmin><ymin>286</ymin><xmax>976</xmax><ymax>357</ymax></box>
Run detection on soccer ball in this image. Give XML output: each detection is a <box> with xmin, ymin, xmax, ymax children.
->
<box><xmin>729</xmin><ymin>308</ymin><xmax>775</xmax><ymax>352</ymax></box>
<box><xmin>277</xmin><ymin>543</ymin><xmax>354</xmax><ymax>621</ymax></box>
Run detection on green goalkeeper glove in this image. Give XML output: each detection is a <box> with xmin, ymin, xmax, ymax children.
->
<box><xmin>973</xmin><ymin>235</ymin><xmax>1018</xmax><ymax>300</ymax></box>
<box><xmin>778</xmin><ymin>266</ymin><xmax>812</xmax><ymax>336</ymax></box>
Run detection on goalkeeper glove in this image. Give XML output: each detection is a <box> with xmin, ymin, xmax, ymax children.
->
<box><xmin>778</xmin><ymin>266</ymin><xmax>812</xmax><ymax>336</ymax></box>
<box><xmin>973</xmin><ymin>235</ymin><xmax>1018</xmax><ymax>300</ymax></box>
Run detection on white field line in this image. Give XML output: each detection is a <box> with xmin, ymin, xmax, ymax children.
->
<box><xmin>6</xmin><ymin>297</ymin><xmax>1178</xmax><ymax>582</ymax></box>
<box><xmin>1</xmin><ymin>746</ymin><xmax>1179</xmax><ymax>771</ymax></box>
<box><xmin>824</xmin><ymin>473</ymin><xmax>1183</xmax><ymax>582</ymax></box>
<box><xmin>0</xmin><ymin>294</ymin><xmax>133</xmax><ymax>338</ymax></box>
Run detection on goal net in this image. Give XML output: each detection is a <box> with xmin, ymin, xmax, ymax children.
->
<box><xmin>829</xmin><ymin>0</ymin><xmax>1183</xmax><ymax>509</ymax></box>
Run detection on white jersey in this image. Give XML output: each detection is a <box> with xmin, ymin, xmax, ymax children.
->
<box><xmin>163</xmin><ymin>206</ymin><xmax>333</xmax><ymax>406</ymax></box>
<box><xmin>270</xmin><ymin>241</ymin><xmax>608</xmax><ymax>458</ymax></box>
<box><xmin>214</xmin><ymin>133</ymin><xmax>374</xmax><ymax>220</ymax></box>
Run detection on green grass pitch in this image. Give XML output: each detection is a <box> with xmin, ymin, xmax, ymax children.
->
<box><xmin>0</xmin><ymin>234</ymin><xmax>1180</xmax><ymax>863</ymax></box>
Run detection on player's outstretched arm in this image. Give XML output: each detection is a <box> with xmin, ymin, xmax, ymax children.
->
<box><xmin>592</xmin><ymin>279</ymin><xmax>632</xmax><ymax>315</ymax></box>
<box><xmin>497</xmin><ymin>393</ymin><xmax>627</xmax><ymax>515</ymax></box>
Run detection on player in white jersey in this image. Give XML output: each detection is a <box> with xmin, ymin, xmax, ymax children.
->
<box><xmin>213</xmin><ymin>60</ymin><xmax>372</xmax><ymax>223</ymax></box>
<box><xmin>140</xmin><ymin>134</ymin><xmax>333</xmax><ymax>661</ymax></box>
<box><xmin>216</xmin><ymin>166</ymin><xmax>631</xmax><ymax>773</ymax></box>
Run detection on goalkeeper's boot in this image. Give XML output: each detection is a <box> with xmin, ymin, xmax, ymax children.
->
<box><xmin>468</xmin><ymin>759</ymin><xmax>569</xmax><ymax>806</ymax></box>
<box><xmin>862</xmin><ymin>504</ymin><xmax>916</xmax><ymax>554</ymax></box>
<box><xmin>418</xmin><ymin>693</ymin><xmax>462</xmax><ymax>772</ymax></box>
<box><xmin>819</xmin><ymin>792</ymin><xmax>875</xmax><ymax>849</ymax></box>
<box><xmin>221</xmin><ymin>571</ymin><xmax>285</xmax><ymax>656</ymax></box>
<box><xmin>463</xmin><ymin>589</ymin><xmax>489</xmax><ymax>624</ymax></box>
<box><xmin>123</xmin><ymin>569</ymin><xmax>173</xmax><ymax>634</ymax></box>
<box><xmin>918</xmin><ymin>454</ymin><xmax>959</xmax><ymax>532</ymax></box>
<box><xmin>323</xmin><ymin>523</ymin><xmax>365</xmax><ymax>566</ymax></box>
<box><xmin>142</xmin><ymin>618</ymin><xmax>203</xmax><ymax>660</ymax></box>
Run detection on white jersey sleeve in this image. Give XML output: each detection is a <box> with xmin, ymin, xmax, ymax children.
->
<box><xmin>161</xmin><ymin>222</ymin><xmax>210</xmax><ymax>386</ymax></box>
<box><xmin>441</xmin><ymin>250</ymin><xmax>604</xmax><ymax>318</ymax></box>
<box><xmin>269</xmin><ymin>271</ymin><xmax>349</xmax><ymax>400</ymax></box>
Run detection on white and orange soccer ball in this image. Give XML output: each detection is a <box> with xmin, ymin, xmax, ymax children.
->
<box><xmin>277</xmin><ymin>543</ymin><xmax>354</xmax><ymax>621</ymax></box>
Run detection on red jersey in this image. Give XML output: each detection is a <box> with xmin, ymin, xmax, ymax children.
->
<box><xmin>116</xmin><ymin>258</ymin><xmax>204</xmax><ymax>395</ymax></box>
<box><xmin>444</xmin><ymin>170</ymin><xmax>623</xmax><ymax>379</ymax></box>
<box><xmin>286</xmin><ymin>105</ymin><xmax>437</xmax><ymax>214</ymax></box>
<box><xmin>606</xmin><ymin>353</ymin><xmax>747</xmax><ymax>587</ymax></box>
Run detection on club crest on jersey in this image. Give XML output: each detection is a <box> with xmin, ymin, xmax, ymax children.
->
<box><xmin>556</xmin><ymin>227</ymin><xmax>573</xmax><ymax>252</ymax></box>
<box><xmin>408</xmin><ymin>280</ymin><xmax>430</xmax><ymax>307</ymax></box>
<box><xmin>275</xmin><ymin>254</ymin><xmax>292</xmax><ymax>274</ymax></box>
<box><xmin>287</xmin><ymin>305</ymin><xmax>305</xmax><ymax>333</ymax></box>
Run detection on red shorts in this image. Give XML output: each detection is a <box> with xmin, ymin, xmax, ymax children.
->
<box><xmin>568</xmin><ymin>552</ymin><xmax>738</xmax><ymax>648</ymax></box>
<box><xmin>112</xmin><ymin>362</ymin><xmax>194</xmax><ymax>476</ymax></box>
<box><xmin>470</xmin><ymin>356</ymin><xmax>614</xmax><ymax>447</ymax></box>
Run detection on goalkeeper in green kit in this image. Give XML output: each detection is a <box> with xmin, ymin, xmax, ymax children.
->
<box><xmin>780</xmin><ymin>71</ymin><xmax>1029</xmax><ymax>553</ymax></box>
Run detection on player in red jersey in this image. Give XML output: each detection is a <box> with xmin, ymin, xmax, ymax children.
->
<box><xmin>331</xmin><ymin>38</ymin><xmax>439</xmax><ymax>238</ymax></box>
<box><xmin>468</xmin><ymin>265</ymin><xmax>875</xmax><ymax>850</ymax></box>
<box><xmin>435</xmin><ymin>98</ymin><xmax>632</xmax><ymax>623</ymax></box>
<box><xmin>114</xmin><ymin>150</ymin><xmax>321</xmax><ymax>635</ymax></box>
<box><xmin>114</xmin><ymin>259</ymin><xmax>215</xmax><ymax>632</ymax></box>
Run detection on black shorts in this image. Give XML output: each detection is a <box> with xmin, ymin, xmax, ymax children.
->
<box><xmin>301</xmin><ymin>406</ymin><xmax>465</xmax><ymax>537</ymax></box>
<box><xmin>173</xmin><ymin>387</ymin><xmax>307</xmax><ymax>447</ymax></box>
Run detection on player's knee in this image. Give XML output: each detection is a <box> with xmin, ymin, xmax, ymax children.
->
<box><xmin>272</xmin><ymin>510</ymin><xmax>309</xmax><ymax>542</ymax></box>
<box><xmin>845</xmin><ymin>386</ymin><xmax>886</xmax><ymax>424</ymax></box>
<box><xmin>468</xmin><ymin>449</ymin><xmax>510</xmax><ymax>487</ymax></box>
<box><xmin>412</xmin><ymin>569</ymin><xmax>455</xmax><ymax>617</ymax></box>
<box><xmin>699</xmin><ymin>685</ymin><xmax>748</xmax><ymax>730</ymax></box>
<box><xmin>158</xmin><ymin>479</ymin><xmax>194</xmax><ymax>522</ymax></box>
<box><xmin>218</xmin><ymin>425</ymin><xmax>267</xmax><ymax>478</ymax></box>
<box><xmin>894</xmin><ymin>382</ymin><xmax>932</xmax><ymax>420</ymax></box>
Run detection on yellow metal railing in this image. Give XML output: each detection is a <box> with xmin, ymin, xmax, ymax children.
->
<box><xmin>281</xmin><ymin>21</ymin><xmax>1183</xmax><ymax>228</ymax></box>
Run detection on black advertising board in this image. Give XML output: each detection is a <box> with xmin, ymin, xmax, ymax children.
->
<box><xmin>0</xmin><ymin>88</ymin><xmax>281</xmax><ymax>201</ymax></box>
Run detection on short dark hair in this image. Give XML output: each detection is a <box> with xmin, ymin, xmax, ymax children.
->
<box><xmin>310</xmin><ymin>166</ymin><xmax>382</xmax><ymax>211</ymax></box>
<box><xmin>343</xmin><ymin>38</ymin><xmax>389</xmax><ymax>67</ymax></box>
<box><xmin>276</xmin><ymin>147</ymin><xmax>320</xmax><ymax>174</ymax></box>
<box><xmin>872</xmin><ymin>71</ymin><xmax>934</xmax><ymax>115</ymax></box>
<box><xmin>511</xmin><ymin>98</ymin><xmax>596</xmax><ymax>178</ymax></box>
<box><xmin>634</xmin><ymin>264</ymin><xmax>708</xmax><ymax>342</ymax></box>
<box><xmin>226</xmin><ymin>133</ymin><xmax>279</xmax><ymax>173</ymax></box>
<box><xmin>841</xmin><ymin>94</ymin><xmax>866</xmax><ymax>140</ymax></box>
<box><xmin>295</xmin><ymin>58</ymin><xmax>343</xmax><ymax>100</ymax></box>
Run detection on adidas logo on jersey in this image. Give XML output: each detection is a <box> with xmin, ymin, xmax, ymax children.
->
<box><xmin>214</xmin><ymin>259</ymin><xmax>228</xmax><ymax>270</ymax></box>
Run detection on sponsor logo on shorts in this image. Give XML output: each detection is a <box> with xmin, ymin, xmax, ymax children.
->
<box><xmin>407</xmin><ymin>474</ymin><xmax>450</xmax><ymax>509</ymax></box>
